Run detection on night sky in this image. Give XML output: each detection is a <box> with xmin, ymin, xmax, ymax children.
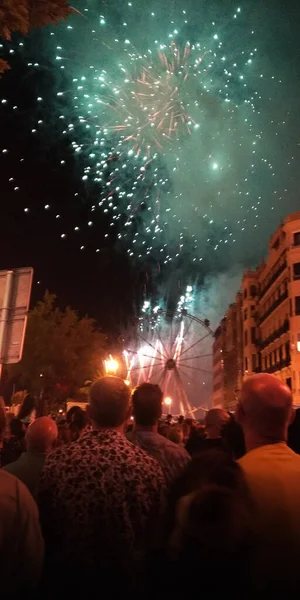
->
<box><xmin>1</xmin><ymin>0</ymin><xmax>300</xmax><ymax>336</ymax></box>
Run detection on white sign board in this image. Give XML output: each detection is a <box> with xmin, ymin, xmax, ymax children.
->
<box><xmin>0</xmin><ymin>268</ymin><xmax>33</xmax><ymax>364</ymax></box>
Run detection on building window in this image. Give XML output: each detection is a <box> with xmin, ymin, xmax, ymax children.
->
<box><xmin>286</xmin><ymin>377</ymin><xmax>292</xmax><ymax>389</ymax></box>
<box><xmin>250</xmin><ymin>285</ymin><xmax>257</xmax><ymax>297</ymax></box>
<box><xmin>294</xmin><ymin>232</ymin><xmax>300</xmax><ymax>246</ymax></box>
<box><xmin>252</xmin><ymin>354</ymin><xmax>257</xmax><ymax>371</ymax></box>
<box><xmin>244</xmin><ymin>330</ymin><xmax>248</xmax><ymax>346</ymax></box>
<box><xmin>251</xmin><ymin>304</ymin><xmax>255</xmax><ymax>315</ymax></box>
<box><xmin>295</xmin><ymin>297</ymin><xmax>300</xmax><ymax>316</ymax></box>
<box><xmin>293</xmin><ymin>263</ymin><xmax>300</xmax><ymax>280</ymax></box>
<box><xmin>244</xmin><ymin>289</ymin><xmax>247</xmax><ymax>299</ymax></box>
<box><xmin>244</xmin><ymin>309</ymin><xmax>248</xmax><ymax>321</ymax></box>
<box><xmin>264</xmin><ymin>356</ymin><xmax>267</xmax><ymax>369</ymax></box>
<box><xmin>251</xmin><ymin>327</ymin><xmax>256</xmax><ymax>344</ymax></box>
<box><xmin>285</xmin><ymin>342</ymin><xmax>290</xmax><ymax>362</ymax></box>
<box><xmin>245</xmin><ymin>357</ymin><xmax>248</xmax><ymax>372</ymax></box>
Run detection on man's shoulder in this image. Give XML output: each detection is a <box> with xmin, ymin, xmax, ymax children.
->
<box><xmin>0</xmin><ymin>469</ymin><xmax>37</xmax><ymax>510</ymax></box>
<box><xmin>157</xmin><ymin>434</ymin><xmax>189</xmax><ymax>459</ymax></box>
<box><xmin>44</xmin><ymin>431</ymin><xmax>162</xmax><ymax>476</ymax></box>
<box><xmin>0</xmin><ymin>468</ymin><xmax>18</xmax><ymax>489</ymax></box>
<box><xmin>239</xmin><ymin>443</ymin><xmax>300</xmax><ymax>472</ymax></box>
<box><xmin>125</xmin><ymin>436</ymin><xmax>164</xmax><ymax>470</ymax></box>
<box><xmin>44</xmin><ymin>440</ymin><xmax>78</xmax><ymax>463</ymax></box>
<box><xmin>3</xmin><ymin>456</ymin><xmax>21</xmax><ymax>474</ymax></box>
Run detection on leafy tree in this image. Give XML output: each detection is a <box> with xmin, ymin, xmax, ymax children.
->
<box><xmin>0</xmin><ymin>0</ymin><xmax>73</xmax><ymax>73</ymax></box>
<box><xmin>10</xmin><ymin>292</ymin><xmax>107</xmax><ymax>404</ymax></box>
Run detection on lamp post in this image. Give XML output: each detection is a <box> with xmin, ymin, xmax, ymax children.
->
<box><xmin>104</xmin><ymin>355</ymin><xmax>119</xmax><ymax>375</ymax></box>
<box><xmin>164</xmin><ymin>396</ymin><xmax>173</xmax><ymax>407</ymax></box>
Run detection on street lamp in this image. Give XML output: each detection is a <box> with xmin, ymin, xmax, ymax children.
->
<box><xmin>164</xmin><ymin>396</ymin><xmax>173</xmax><ymax>407</ymax></box>
<box><xmin>104</xmin><ymin>355</ymin><xmax>119</xmax><ymax>375</ymax></box>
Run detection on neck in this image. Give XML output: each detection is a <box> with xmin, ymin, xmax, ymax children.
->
<box><xmin>92</xmin><ymin>423</ymin><xmax>124</xmax><ymax>434</ymax></box>
<box><xmin>134</xmin><ymin>423</ymin><xmax>158</xmax><ymax>433</ymax></box>
<box><xmin>244</xmin><ymin>431</ymin><xmax>286</xmax><ymax>452</ymax></box>
<box><xmin>26</xmin><ymin>447</ymin><xmax>49</xmax><ymax>455</ymax></box>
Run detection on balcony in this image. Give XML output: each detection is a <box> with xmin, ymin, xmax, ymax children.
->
<box><xmin>260</xmin><ymin>320</ymin><xmax>289</xmax><ymax>350</ymax></box>
<box><xmin>258</xmin><ymin>290</ymin><xmax>288</xmax><ymax>324</ymax></box>
<box><xmin>262</xmin><ymin>356</ymin><xmax>291</xmax><ymax>374</ymax></box>
<box><xmin>259</xmin><ymin>260</ymin><xmax>287</xmax><ymax>300</ymax></box>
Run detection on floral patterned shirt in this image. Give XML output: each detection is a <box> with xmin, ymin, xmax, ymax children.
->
<box><xmin>39</xmin><ymin>429</ymin><xmax>165</xmax><ymax>591</ymax></box>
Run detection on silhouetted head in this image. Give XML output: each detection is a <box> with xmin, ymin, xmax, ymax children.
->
<box><xmin>167</xmin><ymin>449</ymin><xmax>253</xmax><ymax>592</ymax></box>
<box><xmin>132</xmin><ymin>383</ymin><xmax>163</xmax><ymax>427</ymax></box>
<box><xmin>236</xmin><ymin>373</ymin><xmax>294</xmax><ymax>450</ymax></box>
<box><xmin>26</xmin><ymin>417</ymin><xmax>58</xmax><ymax>453</ymax></box>
<box><xmin>66</xmin><ymin>405</ymin><xmax>83</xmax><ymax>424</ymax></box>
<box><xmin>168</xmin><ymin>426</ymin><xmax>183</xmax><ymax>445</ymax></box>
<box><xmin>222</xmin><ymin>415</ymin><xmax>246</xmax><ymax>459</ymax></box>
<box><xmin>205</xmin><ymin>408</ymin><xmax>230</xmax><ymax>439</ymax></box>
<box><xmin>18</xmin><ymin>394</ymin><xmax>36</xmax><ymax>422</ymax></box>
<box><xmin>10</xmin><ymin>417</ymin><xmax>24</xmax><ymax>439</ymax></box>
<box><xmin>89</xmin><ymin>376</ymin><xmax>131</xmax><ymax>429</ymax></box>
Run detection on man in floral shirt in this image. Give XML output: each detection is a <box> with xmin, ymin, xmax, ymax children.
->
<box><xmin>39</xmin><ymin>377</ymin><xmax>165</xmax><ymax>596</ymax></box>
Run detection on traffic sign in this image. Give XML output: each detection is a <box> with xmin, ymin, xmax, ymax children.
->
<box><xmin>0</xmin><ymin>268</ymin><xmax>33</xmax><ymax>366</ymax></box>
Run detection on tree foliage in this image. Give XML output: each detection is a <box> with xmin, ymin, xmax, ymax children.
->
<box><xmin>0</xmin><ymin>0</ymin><xmax>73</xmax><ymax>73</ymax></box>
<box><xmin>10</xmin><ymin>292</ymin><xmax>107</xmax><ymax>401</ymax></box>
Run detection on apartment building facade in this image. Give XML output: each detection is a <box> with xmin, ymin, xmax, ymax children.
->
<box><xmin>212</xmin><ymin>294</ymin><xmax>243</xmax><ymax>409</ymax></box>
<box><xmin>212</xmin><ymin>212</ymin><xmax>300</xmax><ymax>407</ymax></box>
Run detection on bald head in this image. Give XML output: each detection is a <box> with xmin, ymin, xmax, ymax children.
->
<box><xmin>89</xmin><ymin>376</ymin><xmax>131</xmax><ymax>429</ymax></box>
<box><xmin>205</xmin><ymin>408</ymin><xmax>230</xmax><ymax>439</ymax></box>
<box><xmin>26</xmin><ymin>417</ymin><xmax>58</xmax><ymax>454</ymax></box>
<box><xmin>237</xmin><ymin>373</ymin><xmax>293</xmax><ymax>447</ymax></box>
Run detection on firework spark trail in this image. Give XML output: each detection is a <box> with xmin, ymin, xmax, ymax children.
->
<box><xmin>55</xmin><ymin>6</ymin><xmax>259</xmax><ymax>238</ymax></box>
<box><xmin>1</xmin><ymin>3</ymin><xmax>287</xmax><ymax>317</ymax></box>
<box><xmin>148</xmin><ymin>339</ymin><xmax>162</xmax><ymax>381</ymax></box>
<box><xmin>123</xmin><ymin>350</ymin><xmax>135</xmax><ymax>381</ymax></box>
<box><xmin>104</xmin><ymin>42</ymin><xmax>213</xmax><ymax>157</ymax></box>
<box><xmin>26</xmin><ymin>2</ymin><xmax>273</xmax><ymax>271</ymax></box>
<box><xmin>1</xmin><ymin>1</ymin><xmax>286</xmax><ymax>277</ymax></box>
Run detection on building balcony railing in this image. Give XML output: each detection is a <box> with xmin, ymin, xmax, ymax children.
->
<box><xmin>258</xmin><ymin>290</ymin><xmax>288</xmax><ymax>324</ymax></box>
<box><xmin>262</xmin><ymin>356</ymin><xmax>291</xmax><ymax>374</ymax></box>
<box><xmin>259</xmin><ymin>320</ymin><xmax>289</xmax><ymax>350</ymax></box>
<box><xmin>259</xmin><ymin>260</ymin><xmax>287</xmax><ymax>300</ymax></box>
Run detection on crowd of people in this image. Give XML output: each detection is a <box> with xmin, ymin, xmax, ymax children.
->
<box><xmin>1</xmin><ymin>373</ymin><xmax>300</xmax><ymax>598</ymax></box>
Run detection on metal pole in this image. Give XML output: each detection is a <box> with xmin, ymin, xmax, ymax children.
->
<box><xmin>0</xmin><ymin>271</ymin><xmax>14</xmax><ymax>381</ymax></box>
